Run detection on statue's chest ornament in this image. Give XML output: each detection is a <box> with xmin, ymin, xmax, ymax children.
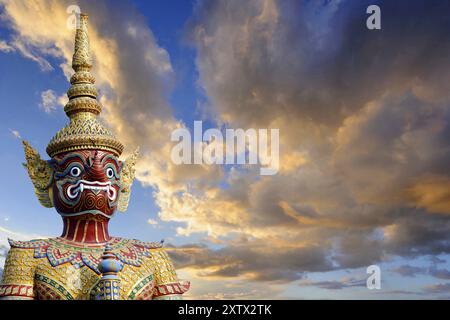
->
<box><xmin>8</xmin><ymin>237</ymin><xmax>163</xmax><ymax>274</ymax></box>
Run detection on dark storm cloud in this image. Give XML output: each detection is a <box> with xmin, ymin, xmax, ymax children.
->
<box><xmin>184</xmin><ymin>0</ymin><xmax>450</xmax><ymax>285</ymax></box>
<box><xmin>168</xmin><ymin>242</ymin><xmax>331</xmax><ymax>282</ymax></box>
<box><xmin>189</xmin><ymin>0</ymin><xmax>450</xmax><ymax>128</ymax></box>
<box><xmin>3</xmin><ymin>0</ymin><xmax>450</xmax><ymax>292</ymax></box>
<box><xmin>384</xmin><ymin>212</ymin><xmax>450</xmax><ymax>256</ymax></box>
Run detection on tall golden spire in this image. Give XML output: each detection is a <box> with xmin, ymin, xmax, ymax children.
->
<box><xmin>46</xmin><ymin>13</ymin><xmax>123</xmax><ymax>157</ymax></box>
<box><xmin>72</xmin><ymin>13</ymin><xmax>93</xmax><ymax>71</ymax></box>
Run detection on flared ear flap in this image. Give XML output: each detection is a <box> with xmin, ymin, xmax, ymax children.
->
<box><xmin>118</xmin><ymin>147</ymin><xmax>139</xmax><ymax>212</ymax></box>
<box><xmin>22</xmin><ymin>140</ymin><xmax>54</xmax><ymax>208</ymax></box>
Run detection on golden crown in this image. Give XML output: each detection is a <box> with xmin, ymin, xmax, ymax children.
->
<box><xmin>46</xmin><ymin>14</ymin><xmax>124</xmax><ymax>157</ymax></box>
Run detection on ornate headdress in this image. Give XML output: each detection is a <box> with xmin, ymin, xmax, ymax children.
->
<box><xmin>23</xmin><ymin>14</ymin><xmax>138</xmax><ymax>212</ymax></box>
<box><xmin>47</xmin><ymin>14</ymin><xmax>124</xmax><ymax>157</ymax></box>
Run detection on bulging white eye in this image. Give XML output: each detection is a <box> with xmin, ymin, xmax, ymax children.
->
<box><xmin>106</xmin><ymin>167</ymin><xmax>114</xmax><ymax>179</ymax></box>
<box><xmin>70</xmin><ymin>166</ymin><xmax>82</xmax><ymax>177</ymax></box>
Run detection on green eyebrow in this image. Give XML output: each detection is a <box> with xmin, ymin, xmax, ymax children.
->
<box><xmin>101</xmin><ymin>154</ymin><xmax>121</xmax><ymax>169</ymax></box>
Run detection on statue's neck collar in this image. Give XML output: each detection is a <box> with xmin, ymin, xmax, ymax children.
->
<box><xmin>61</xmin><ymin>214</ymin><xmax>110</xmax><ymax>244</ymax></box>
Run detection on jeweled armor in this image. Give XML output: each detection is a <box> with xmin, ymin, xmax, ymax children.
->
<box><xmin>0</xmin><ymin>14</ymin><xmax>189</xmax><ymax>300</ymax></box>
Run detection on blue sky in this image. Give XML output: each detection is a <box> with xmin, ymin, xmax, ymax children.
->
<box><xmin>0</xmin><ymin>0</ymin><xmax>198</xmax><ymax>243</ymax></box>
<box><xmin>0</xmin><ymin>0</ymin><xmax>450</xmax><ymax>299</ymax></box>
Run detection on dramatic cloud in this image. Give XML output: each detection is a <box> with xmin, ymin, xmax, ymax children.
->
<box><xmin>183</xmin><ymin>0</ymin><xmax>450</xmax><ymax>282</ymax></box>
<box><xmin>0</xmin><ymin>0</ymin><xmax>227</xmax><ymax>293</ymax></box>
<box><xmin>167</xmin><ymin>241</ymin><xmax>331</xmax><ymax>283</ymax></box>
<box><xmin>0</xmin><ymin>0</ymin><xmax>212</xmax><ymax>202</ymax></box>
<box><xmin>2</xmin><ymin>0</ymin><xmax>450</xmax><ymax>298</ymax></box>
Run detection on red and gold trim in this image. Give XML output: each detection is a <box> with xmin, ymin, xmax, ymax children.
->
<box><xmin>0</xmin><ymin>284</ymin><xmax>34</xmax><ymax>299</ymax></box>
<box><xmin>152</xmin><ymin>281</ymin><xmax>190</xmax><ymax>298</ymax></box>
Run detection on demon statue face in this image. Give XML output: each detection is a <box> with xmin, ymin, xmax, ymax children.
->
<box><xmin>52</xmin><ymin>150</ymin><xmax>121</xmax><ymax>217</ymax></box>
<box><xmin>23</xmin><ymin>141</ymin><xmax>139</xmax><ymax>218</ymax></box>
<box><xmin>21</xmin><ymin>13</ymin><xmax>138</xmax><ymax>219</ymax></box>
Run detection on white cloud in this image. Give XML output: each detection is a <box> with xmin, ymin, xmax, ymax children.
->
<box><xmin>0</xmin><ymin>39</ymin><xmax>15</xmax><ymax>52</ymax></box>
<box><xmin>39</xmin><ymin>89</ymin><xmax>65</xmax><ymax>113</ymax></box>
<box><xmin>11</xmin><ymin>38</ymin><xmax>53</xmax><ymax>71</ymax></box>
<box><xmin>0</xmin><ymin>37</ymin><xmax>52</xmax><ymax>71</ymax></box>
<box><xmin>9</xmin><ymin>129</ymin><xmax>21</xmax><ymax>139</ymax></box>
<box><xmin>39</xmin><ymin>89</ymin><xmax>57</xmax><ymax>113</ymax></box>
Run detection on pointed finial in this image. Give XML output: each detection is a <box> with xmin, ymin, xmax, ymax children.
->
<box><xmin>72</xmin><ymin>13</ymin><xmax>92</xmax><ymax>72</ymax></box>
<box><xmin>65</xmin><ymin>12</ymin><xmax>99</xmax><ymax>117</ymax></box>
<box><xmin>46</xmin><ymin>13</ymin><xmax>124</xmax><ymax>158</ymax></box>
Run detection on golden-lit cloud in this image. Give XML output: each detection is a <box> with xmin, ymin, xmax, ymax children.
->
<box><xmin>407</xmin><ymin>175</ymin><xmax>450</xmax><ymax>215</ymax></box>
<box><xmin>185</xmin><ymin>0</ymin><xmax>450</xmax><ymax>275</ymax></box>
<box><xmin>1</xmin><ymin>0</ymin><xmax>450</xmax><ymax>299</ymax></box>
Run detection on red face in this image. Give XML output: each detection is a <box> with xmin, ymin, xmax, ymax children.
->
<box><xmin>51</xmin><ymin>150</ymin><xmax>123</xmax><ymax>218</ymax></box>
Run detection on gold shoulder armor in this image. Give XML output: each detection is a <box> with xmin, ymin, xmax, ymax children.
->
<box><xmin>118</xmin><ymin>147</ymin><xmax>139</xmax><ymax>212</ymax></box>
<box><xmin>22</xmin><ymin>140</ymin><xmax>54</xmax><ymax>208</ymax></box>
